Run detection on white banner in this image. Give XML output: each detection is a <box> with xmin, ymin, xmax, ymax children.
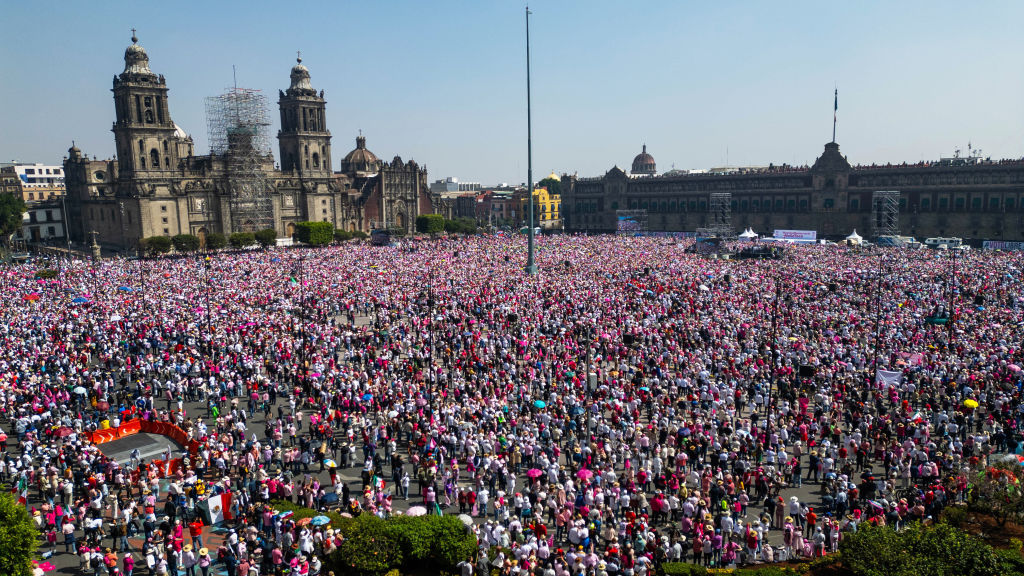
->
<box><xmin>773</xmin><ymin>229</ymin><xmax>817</xmax><ymax>241</ymax></box>
<box><xmin>875</xmin><ymin>369</ymin><xmax>902</xmax><ymax>387</ymax></box>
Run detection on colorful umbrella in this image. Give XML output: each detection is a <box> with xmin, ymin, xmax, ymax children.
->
<box><xmin>311</xmin><ymin>515</ymin><xmax>331</xmax><ymax>526</ymax></box>
<box><xmin>117</xmin><ymin>286</ymin><xmax>134</xmax><ymax>292</ymax></box>
<box><xmin>323</xmin><ymin>459</ymin><xmax>337</xmax><ymax>468</ymax></box>
<box><xmin>577</xmin><ymin>469</ymin><xmax>594</xmax><ymax>480</ymax></box>
<box><xmin>964</xmin><ymin>399</ymin><xmax>979</xmax><ymax>409</ymax></box>
<box><xmin>406</xmin><ymin>506</ymin><xmax>427</xmax><ymax>517</ymax></box>
<box><xmin>533</xmin><ymin>400</ymin><xmax>546</xmax><ymax>409</ymax></box>
<box><xmin>362</xmin><ymin>393</ymin><xmax>373</xmax><ymax>401</ymax></box>
<box><xmin>72</xmin><ymin>297</ymin><xmax>89</xmax><ymax>304</ymax></box>
<box><xmin>296</xmin><ymin>517</ymin><xmax>312</xmax><ymax>526</ymax></box>
<box><xmin>526</xmin><ymin>468</ymin><xmax>544</xmax><ymax>479</ymax></box>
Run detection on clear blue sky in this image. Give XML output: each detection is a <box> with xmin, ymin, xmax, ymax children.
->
<box><xmin>1</xmin><ymin>1</ymin><xmax>1022</xmax><ymax>184</ymax></box>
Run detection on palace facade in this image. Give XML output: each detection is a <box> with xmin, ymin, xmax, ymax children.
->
<box><xmin>561</xmin><ymin>142</ymin><xmax>1024</xmax><ymax>241</ymax></box>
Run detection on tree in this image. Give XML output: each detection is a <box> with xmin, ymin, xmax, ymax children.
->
<box><xmin>971</xmin><ymin>461</ymin><xmax>1024</xmax><ymax>528</ymax></box>
<box><xmin>229</xmin><ymin>232</ymin><xmax>256</xmax><ymax>248</ymax></box>
<box><xmin>294</xmin><ymin>221</ymin><xmax>334</xmax><ymax>246</ymax></box>
<box><xmin>172</xmin><ymin>234</ymin><xmax>200</xmax><ymax>253</ymax></box>
<box><xmin>351</xmin><ymin>230</ymin><xmax>368</xmax><ymax>240</ymax></box>
<box><xmin>0</xmin><ymin>193</ymin><xmax>26</xmax><ymax>251</ymax></box>
<box><xmin>537</xmin><ymin>176</ymin><xmax>561</xmax><ymax>197</ymax></box>
<box><xmin>334</xmin><ymin>229</ymin><xmax>352</xmax><ymax>242</ymax></box>
<box><xmin>254</xmin><ymin>228</ymin><xmax>278</xmax><ymax>248</ymax></box>
<box><xmin>0</xmin><ymin>490</ymin><xmax>38</xmax><ymax>576</ymax></box>
<box><xmin>840</xmin><ymin>521</ymin><xmax>1000</xmax><ymax>576</ymax></box>
<box><xmin>205</xmin><ymin>232</ymin><xmax>227</xmax><ymax>251</ymax></box>
<box><xmin>415</xmin><ymin>214</ymin><xmax>445</xmax><ymax>234</ymax></box>
<box><xmin>444</xmin><ymin>218</ymin><xmax>478</xmax><ymax>234</ymax></box>
<box><xmin>141</xmin><ymin>235</ymin><xmax>172</xmax><ymax>255</ymax></box>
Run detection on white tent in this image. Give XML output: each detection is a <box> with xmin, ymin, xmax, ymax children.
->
<box><xmin>845</xmin><ymin>229</ymin><xmax>863</xmax><ymax>245</ymax></box>
<box><xmin>738</xmin><ymin>228</ymin><xmax>758</xmax><ymax>241</ymax></box>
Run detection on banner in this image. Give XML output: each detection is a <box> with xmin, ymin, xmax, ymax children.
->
<box><xmin>983</xmin><ymin>241</ymin><xmax>1024</xmax><ymax>251</ymax></box>
<box><xmin>773</xmin><ymin>229</ymin><xmax>817</xmax><ymax>241</ymax></box>
<box><xmin>876</xmin><ymin>369</ymin><xmax>902</xmax><ymax>387</ymax></box>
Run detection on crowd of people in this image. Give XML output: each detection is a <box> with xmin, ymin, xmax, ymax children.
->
<box><xmin>1</xmin><ymin>234</ymin><xmax>1022</xmax><ymax>576</ymax></box>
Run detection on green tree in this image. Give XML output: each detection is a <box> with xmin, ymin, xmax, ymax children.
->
<box><xmin>142</xmin><ymin>235</ymin><xmax>172</xmax><ymax>255</ymax></box>
<box><xmin>415</xmin><ymin>214</ymin><xmax>445</xmax><ymax>234</ymax></box>
<box><xmin>294</xmin><ymin>221</ymin><xmax>334</xmax><ymax>246</ymax></box>
<box><xmin>840</xmin><ymin>522</ymin><xmax>1000</xmax><ymax>576</ymax></box>
<box><xmin>0</xmin><ymin>491</ymin><xmax>38</xmax><ymax>576</ymax></box>
<box><xmin>229</xmin><ymin>232</ymin><xmax>256</xmax><ymax>248</ymax></box>
<box><xmin>0</xmin><ymin>193</ymin><xmax>27</xmax><ymax>252</ymax></box>
<box><xmin>351</xmin><ymin>230</ymin><xmax>368</xmax><ymax>240</ymax></box>
<box><xmin>334</xmin><ymin>229</ymin><xmax>352</xmax><ymax>242</ymax></box>
<box><xmin>171</xmin><ymin>234</ymin><xmax>200</xmax><ymax>253</ymax></box>
<box><xmin>970</xmin><ymin>461</ymin><xmax>1024</xmax><ymax>527</ymax></box>
<box><xmin>254</xmin><ymin>228</ymin><xmax>278</xmax><ymax>248</ymax></box>
<box><xmin>205</xmin><ymin>232</ymin><xmax>227</xmax><ymax>251</ymax></box>
<box><xmin>537</xmin><ymin>176</ymin><xmax>561</xmax><ymax>196</ymax></box>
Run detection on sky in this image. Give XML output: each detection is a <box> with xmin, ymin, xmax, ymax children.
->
<box><xmin>1</xmin><ymin>1</ymin><xmax>1022</xmax><ymax>184</ymax></box>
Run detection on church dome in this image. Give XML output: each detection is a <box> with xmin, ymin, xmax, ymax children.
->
<box><xmin>289</xmin><ymin>55</ymin><xmax>313</xmax><ymax>93</ymax></box>
<box><xmin>631</xmin><ymin>144</ymin><xmax>656</xmax><ymax>175</ymax></box>
<box><xmin>123</xmin><ymin>33</ymin><xmax>154</xmax><ymax>76</ymax></box>
<box><xmin>341</xmin><ymin>135</ymin><xmax>380</xmax><ymax>174</ymax></box>
<box><xmin>545</xmin><ymin>171</ymin><xmax>560</xmax><ymax>182</ymax></box>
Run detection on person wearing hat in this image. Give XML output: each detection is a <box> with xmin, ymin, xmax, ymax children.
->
<box><xmin>197</xmin><ymin>547</ymin><xmax>211</xmax><ymax>576</ymax></box>
<box><xmin>182</xmin><ymin>544</ymin><xmax>198</xmax><ymax>576</ymax></box>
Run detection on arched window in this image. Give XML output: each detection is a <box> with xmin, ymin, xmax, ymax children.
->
<box><xmin>150</xmin><ymin>149</ymin><xmax>160</xmax><ymax>169</ymax></box>
<box><xmin>312</xmin><ymin>153</ymin><xmax>320</xmax><ymax>169</ymax></box>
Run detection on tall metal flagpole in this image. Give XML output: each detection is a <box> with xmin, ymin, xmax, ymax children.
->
<box><xmin>832</xmin><ymin>88</ymin><xmax>838</xmax><ymax>143</ymax></box>
<box><xmin>525</xmin><ymin>6</ymin><xmax>537</xmax><ymax>275</ymax></box>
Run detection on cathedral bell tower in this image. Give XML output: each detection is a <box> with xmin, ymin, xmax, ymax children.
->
<box><xmin>111</xmin><ymin>32</ymin><xmax>180</xmax><ymax>180</ymax></box>
<box><xmin>278</xmin><ymin>54</ymin><xmax>331</xmax><ymax>176</ymax></box>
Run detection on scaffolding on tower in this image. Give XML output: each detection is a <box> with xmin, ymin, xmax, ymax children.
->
<box><xmin>871</xmin><ymin>190</ymin><xmax>900</xmax><ymax>239</ymax></box>
<box><xmin>205</xmin><ymin>88</ymin><xmax>274</xmax><ymax>232</ymax></box>
<box><xmin>697</xmin><ymin>192</ymin><xmax>733</xmax><ymax>239</ymax></box>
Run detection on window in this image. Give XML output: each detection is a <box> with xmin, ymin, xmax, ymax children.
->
<box><xmin>920</xmin><ymin>198</ymin><xmax>930</xmax><ymax>211</ymax></box>
<box><xmin>799</xmin><ymin>199</ymin><xmax>808</xmax><ymax>211</ymax></box>
<box><xmin>47</xmin><ymin>226</ymin><xmax>56</xmax><ymax>237</ymax></box>
<box><xmin>990</xmin><ymin>198</ymin><xmax>1000</xmax><ymax>211</ymax></box>
<box><xmin>161</xmin><ymin>205</ymin><xmax>168</xmax><ymax>212</ymax></box>
<box><xmin>823</xmin><ymin>198</ymin><xmax>834</xmax><ymax>209</ymax></box>
<box><xmin>775</xmin><ymin>199</ymin><xmax>784</xmax><ymax>210</ymax></box>
<box><xmin>955</xmin><ymin>198</ymin><xmax>965</xmax><ymax>209</ymax></box>
<box><xmin>161</xmin><ymin>217</ymin><xmax>168</xmax><ymax>224</ymax></box>
<box><xmin>939</xmin><ymin>197</ymin><xmax>948</xmax><ymax>210</ymax></box>
<box><xmin>47</xmin><ymin>210</ymin><xmax>54</xmax><ymax>220</ymax></box>
<box><xmin>850</xmin><ymin>198</ymin><xmax>859</xmax><ymax>211</ymax></box>
<box><xmin>163</xmin><ymin>228</ymin><xmax>169</xmax><ymax>235</ymax></box>
<box><xmin>25</xmin><ymin>169</ymin><xmax>35</xmax><ymax>175</ymax></box>
<box><xmin>1006</xmin><ymin>198</ymin><xmax>1015</xmax><ymax>210</ymax></box>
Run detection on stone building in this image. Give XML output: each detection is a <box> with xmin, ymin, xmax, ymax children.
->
<box><xmin>561</xmin><ymin>142</ymin><xmax>1024</xmax><ymax>241</ymax></box>
<box><xmin>63</xmin><ymin>34</ymin><xmax>444</xmax><ymax>253</ymax></box>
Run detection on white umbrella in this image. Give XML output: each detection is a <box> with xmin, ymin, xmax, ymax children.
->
<box><xmin>458</xmin><ymin>514</ymin><xmax>474</xmax><ymax>526</ymax></box>
<box><xmin>73</xmin><ymin>387</ymin><xmax>87</xmax><ymax>395</ymax></box>
<box><xmin>698</xmin><ymin>284</ymin><xmax>710</xmax><ymax>292</ymax></box>
<box><xmin>406</xmin><ymin>506</ymin><xmax>427</xmax><ymax>517</ymax></box>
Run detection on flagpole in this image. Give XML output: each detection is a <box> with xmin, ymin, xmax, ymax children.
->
<box><xmin>832</xmin><ymin>88</ymin><xmax>838</xmax><ymax>143</ymax></box>
<box><xmin>525</xmin><ymin>5</ymin><xmax>537</xmax><ymax>276</ymax></box>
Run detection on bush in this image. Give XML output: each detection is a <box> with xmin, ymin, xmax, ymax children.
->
<box><xmin>172</xmin><ymin>234</ymin><xmax>200</xmax><ymax>253</ymax></box>
<box><xmin>205</xmin><ymin>232</ymin><xmax>227</xmax><ymax>251</ymax></box>
<box><xmin>34</xmin><ymin>269</ymin><xmax>58</xmax><ymax>280</ymax></box>
<box><xmin>840</xmin><ymin>521</ymin><xmax>1000</xmax><ymax>576</ymax></box>
<box><xmin>660</xmin><ymin>563</ymin><xmax>707</xmax><ymax>576</ymax></box>
<box><xmin>270</xmin><ymin>501</ymin><xmax>475</xmax><ymax>576</ymax></box>
<box><xmin>294</xmin><ymin>221</ymin><xmax>334</xmax><ymax>246</ymax></box>
<box><xmin>0</xmin><ymin>490</ymin><xmax>38</xmax><ymax>576</ymax></box>
<box><xmin>334</xmin><ymin>229</ymin><xmax>353</xmax><ymax>242</ymax></box>
<box><xmin>416</xmin><ymin>214</ymin><xmax>445</xmax><ymax>234</ymax></box>
<box><xmin>255</xmin><ymin>229</ymin><xmax>278</xmax><ymax>248</ymax></box>
<box><xmin>444</xmin><ymin>218</ymin><xmax>479</xmax><ymax>234</ymax></box>
<box><xmin>229</xmin><ymin>232</ymin><xmax>256</xmax><ymax>248</ymax></box>
<box><xmin>352</xmin><ymin>230</ymin><xmax>368</xmax><ymax>240</ymax></box>
<box><xmin>141</xmin><ymin>235</ymin><xmax>172</xmax><ymax>255</ymax></box>
<box><xmin>941</xmin><ymin>505</ymin><xmax>969</xmax><ymax>528</ymax></box>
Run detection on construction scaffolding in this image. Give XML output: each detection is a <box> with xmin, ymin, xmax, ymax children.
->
<box><xmin>205</xmin><ymin>88</ymin><xmax>274</xmax><ymax>232</ymax></box>
<box><xmin>697</xmin><ymin>192</ymin><xmax>733</xmax><ymax>238</ymax></box>
<box><xmin>871</xmin><ymin>190</ymin><xmax>900</xmax><ymax>239</ymax></box>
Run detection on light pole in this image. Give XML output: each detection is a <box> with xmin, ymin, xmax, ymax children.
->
<box><xmin>203</xmin><ymin>254</ymin><xmax>214</xmax><ymax>379</ymax></box>
<box><xmin>871</xmin><ymin>250</ymin><xmax>885</xmax><ymax>382</ymax></box>
<box><xmin>524</xmin><ymin>5</ymin><xmax>537</xmax><ymax>275</ymax></box>
<box><xmin>767</xmin><ymin>273</ymin><xmax>783</xmax><ymax>448</ymax></box>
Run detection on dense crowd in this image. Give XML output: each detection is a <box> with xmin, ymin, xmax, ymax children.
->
<box><xmin>1</xmin><ymin>235</ymin><xmax>1022</xmax><ymax>576</ymax></box>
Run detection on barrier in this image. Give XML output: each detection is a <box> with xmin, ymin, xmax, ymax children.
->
<box><xmin>87</xmin><ymin>417</ymin><xmax>198</xmax><ymax>479</ymax></box>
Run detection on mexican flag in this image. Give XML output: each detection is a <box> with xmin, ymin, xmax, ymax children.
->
<box><xmin>199</xmin><ymin>492</ymin><xmax>233</xmax><ymax>525</ymax></box>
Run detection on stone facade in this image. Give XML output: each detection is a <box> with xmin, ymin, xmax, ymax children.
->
<box><xmin>562</xmin><ymin>142</ymin><xmax>1024</xmax><ymax>241</ymax></box>
<box><xmin>63</xmin><ymin>35</ymin><xmax>444</xmax><ymax>253</ymax></box>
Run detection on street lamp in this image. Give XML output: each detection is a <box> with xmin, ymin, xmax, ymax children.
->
<box><xmin>203</xmin><ymin>254</ymin><xmax>214</xmax><ymax>380</ymax></box>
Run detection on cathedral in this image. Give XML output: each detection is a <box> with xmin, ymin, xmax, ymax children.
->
<box><xmin>63</xmin><ymin>34</ymin><xmax>446</xmax><ymax>252</ymax></box>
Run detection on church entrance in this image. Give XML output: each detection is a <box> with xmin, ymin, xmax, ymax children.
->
<box><xmin>286</xmin><ymin>222</ymin><xmax>295</xmax><ymax>238</ymax></box>
<box><xmin>197</xmin><ymin>227</ymin><xmax>207</xmax><ymax>251</ymax></box>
